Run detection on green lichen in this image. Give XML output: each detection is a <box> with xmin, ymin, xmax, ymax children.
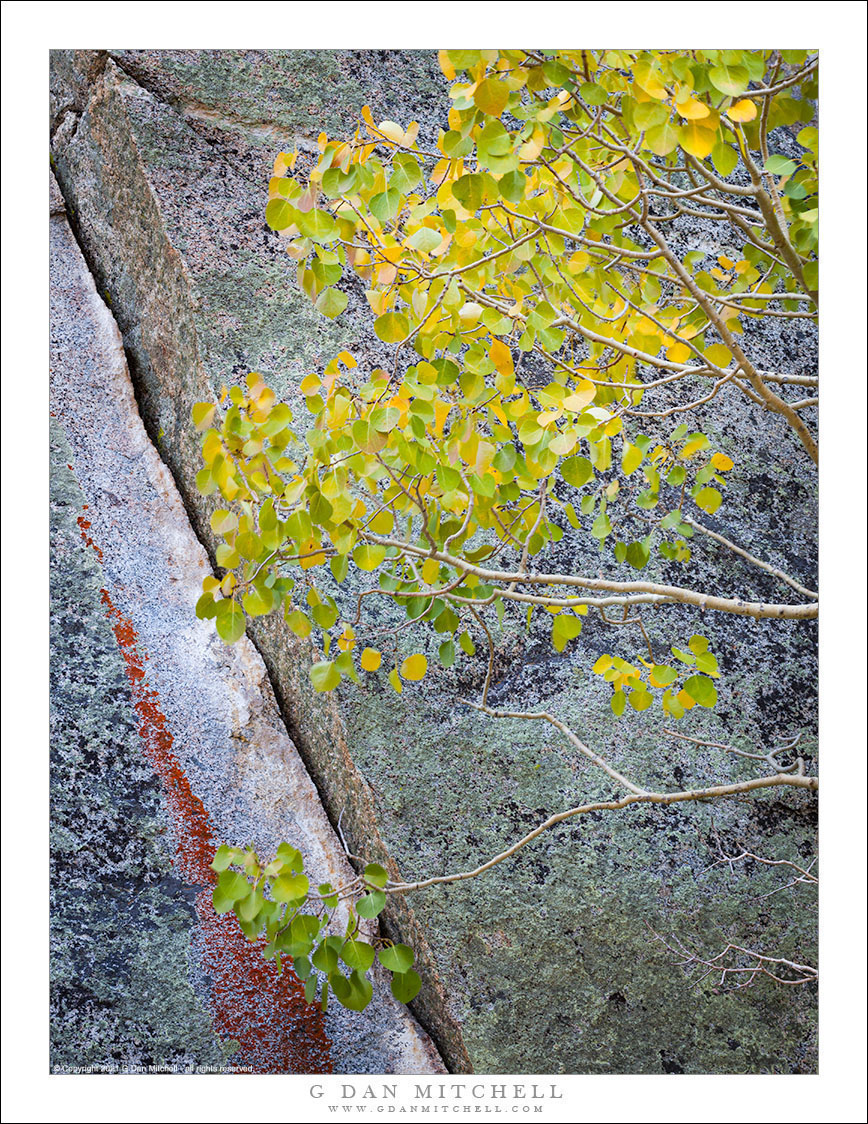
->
<box><xmin>49</xmin><ymin>418</ymin><xmax>225</xmax><ymax>1072</ymax></box>
<box><xmin>340</xmin><ymin>606</ymin><xmax>817</xmax><ymax>1073</ymax></box>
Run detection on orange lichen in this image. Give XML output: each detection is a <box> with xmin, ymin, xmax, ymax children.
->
<box><xmin>77</xmin><ymin>508</ymin><xmax>103</xmax><ymax>561</ymax></box>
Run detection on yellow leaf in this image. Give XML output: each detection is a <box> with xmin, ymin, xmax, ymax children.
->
<box><xmin>519</xmin><ymin>125</ymin><xmax>545</xmax><ymax>161</ymax></box>
<box><xmin>378</xmin><ymin>120</ymin><xmax>406</xmax><ymax>145</ymax></box>
<box><xmin>679</xmin><ymin>437</ymin><xmax>707</xmax><ymax>459</ymax></box>
<box><xmin>677</xmin><ymin>688</ymin><xmax>696</xmax><ymax>710</ymax></box>
<box><xmin>474</xmin><ymin>77</ymin><xmax>509</xmax><ymax>117</ymax></box>
<box><xmin>299</xmin><ymin>535</ymin><xmax>327</xmax><ymax>569</ymax></box>
<box><xmin>678</xmin><ymin>97</ymin><xmax>710</xmax><ymax>121</ymax></box>
<box><xmin>360</xmin><ymin>648</ymin><xmax>382</xmax><ymax>672</ymax></box>
<box><xmin>422</xmin><ymin>557</ymin><xmax>440</xmax><ymax>585</ymax></box>
<box><xmin>401</xmin><ymin>654</ymin><xmax>428</xmax><ymax>681</ymax></box>
<box><xmin>438</xmin><ymin>50</ymin><xmax>456</xmax><ymax>80</ymax></box>
<box><xmin>727</xmin><ymin>99</ymin><xmax>757</xmax><ymax>123</ymax></box>
<box><xmin>622</xmin><ymin>442</ymin><xmax>644</xmax><ymax>475</ymax></box>
<box><xmin>634</xmin><ymin>62</ymin><xmax>668</xmax><ymax>100</ymax></box>
<box><xmin>388</xmin><ymin>668</ymin><xmax>403</xmax><ymax>694</ymax></box>
<box><xmin>458</xmin><ymin>301</ymin><xmax>483</xmax><ymax>324</ymax></box>
<box><xmin>704</xmin><ymin>344</ymin><xmax>732</xmax><ymax>368</ymax></box>
<box><xmin>549</xmin><ymin>429</ymin><xmax>577</xmax><ymax>456</ymax></box>
<box><xmin>490</xmin><ymin>338</ymin><xmax>514</xmax><ymax>377</ymax></box>
<box><xmin>680</xmin><ymin>121</ymin><xmax>717</xmax><ymax>159</ymax></box>
<box><xmin>433</xmin><ymin>400</ymin><xmax>452</xmax><ymax>436</ymax></box>
<box><xmin>667</xmin><ymin>341</ymin><xmax>692</xmax><ymax>364</ymax></box>
<box><xmin>192</xmin><ymin>402</ymin><xmax>216</xmax><ymax>431</ymax></box>
<box><xmin>562</xmin><ymin>381</ymin><xmax>596</xmax><ymax>412</ymax></box>
<box><xmin>368</xmin><ymin>509</ymin><xmax>394</xmax><ymax>534</ymax></box>
<box><xmin>711</xmin><ymin>452</ymin><xmax>734</xmax><ymax>472</ymax></box>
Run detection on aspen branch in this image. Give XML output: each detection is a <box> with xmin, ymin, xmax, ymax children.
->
<box><xmin>361</xmin><ymin>534</ymin><xmax>819</xmax><ymax>620</ymax></box>
<box><xmin>385</xmin><ymin>773</ymin><xmax>818</xmax><ymax>894</ymax></box>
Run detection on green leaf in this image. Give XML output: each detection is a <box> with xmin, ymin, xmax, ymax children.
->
<box><xmin>580</xmin><ymin>81</ymin><xmax>609</xmax><ymax>107</ymax></box>
<box><xmin>406</xmin><ymin>227</ymin><xmax>442</xmax><ymax>252</ymax></box>
<box><xmin>211</xmin><ymin>844</ymin><xmax>242</xmax><ymax>872</ymax></box>
<box><xmin>272</xmin><ymin>872</ymin><xmax>310</xmax><ymax>903</ymax></box>
<box><xmin>276</xmin><ymin>843</ymin><xmax>304</xmax><ymax>872</ymax></box>
<box><xmin>650</xmin><ymin>665</ymin><xmax>678</xmax><ymax>687</ymax></box>
<box><xmin>663</xmin><ymin>689</ymin><xmax>685</xmax><ymax>719</ymax></box>
<box><xmin>625</xmin><ymin>541</ymin><xmax>650</xmax><ymax>570</ymax></box>
<box><xmin>238</xmin><ymin>888</ymin><xmax>265</xmax><ymax>923</ymax></box>
<box><xmin>265</xmin><ymin>198</ymin><xmax>297</xmax><ymax>231</ymax></box>
<box><xmin>694</xmin><ymin>487</ymin><xmax>722</xmax><ymax>514</ymax></box>
<box><xmin>453</xmin><ymin>173</ymin><xmax>487</xmax><ymax>211</ymax></box>
<box><xmin>331</xmin><ymin>969</ymin><xmax>373</xmax><ymax>1012</ymax></box>
<box><xmin>298</xmin><ymin>208</ymin><xmax>338</xmax><ymax>243</ymax></box>
<box><xmin>695</xmin><ymin>651</ymin><xmax>720</xmax><ymax>676</ymax></box>
<box><xmin>294</xmin><ymin>955</ymin><xmax>313</xmax><ymax>980</ymax></box>
<box><xmin>712</xmin><ymin>141</ymin><xmax>738</xmax><ymax>178</ymax></box>
<box><xmin>192</xmin><ymin>402</ymin><xmax>216</xmax><ymax>431</ymax></box>
<box><xmin>370</xmin><ymin>189</ymin><xmax>403</xmax><ymax>223</ymax></box>
<box><xmin>561</xmin><ymin>454</ymin><xmax>593</xmax><ymax>488</ymax></box>
<box><xmin>764</xmin><ymin>155</ymin><xmax>798</xmax><ymax>177</ymax></box>
<box><xmin>374</xmin><ymin>312</ymin><xmax>410</xmax><ymax>343</ymax></box>
<box><xmin>242</xmin><ymin>587</ymin><xmax>272</xmax><ymax>617</ymax></box>
<box><xmin>611</xmin><ymin>690</ymin><xmax>626</xmax><ymax>717</ymax></box>
<box><xmin>310</xmin><ymin>660</ymin><xmax>341</xmax><ymax>692</ymax></box>
<box><xmin>196</xmin><ymin>592</ymin><xmax>219</xmax><ymax>620</ymax></box>
<box><xmin>353</xmin><ymin>543</ymin><xmax>387</xmax><ymax>571</ymax></box>
<box><xmin>552</xmin><ymin>613</ymin><xmax>582</xmax><ymax>653</ymax></box>
<box><xmin>708</xmin><ymin>63</ymin><xmax>749</xmax><ymax>97</ymax></box>
<box><xmin>315</xmin><ymin>288</ymin><xmax>348</xmax><ymax>319</ymax></box>
<box><xmin>312</xmin><ymin>940</ymin><xmax>340</xmax><ymax>975</ymax></box>
<box><xmin>473</xmin><ymin>77</ymin><xmax>509</xmax><ymax>117</ymax></box>
<box><xmin>633</xmin><ymin>100</ymin><xmax>669</xmax><ymax>129</ymax></box>
<box><xmin>213</xmin><ymin>870</ymin><xmax>251</xmax><ymax>914</ymax></box>
<box><xmin>216</xmin><ymin>602</ymin><xmax>246</xmax><ymax>644</ymax></box>
<box><xmin>628</xmin><ymin>688</ymin><xmax>652</xmax><ymax>711</ymax></box>
<box><xmin>355</xmin><ymin>890</ymin><xmax>386</xmax><ymax>919</ymax></box>
<box><xmin>645</xmin><ymin>121</ymin><xmax>680</xmax><ymax>156</ymax></box>
<box><xmin>286</xmin><ymin>609</ymin><xmax>313</xmax><ymax>637</ymax></box>
<box><xmin>390</xmin><ymin>969</ymin><xmax>422</xmax><ymax>1004</ymax></box>
<box><xmin>364</xmin><ymin>863</ymin><xmax>389</xmax><ymax>889</ymax></box>
<box><xmin>591</xmin><ymin>513</ymin><xmax>612</xmax><ymax>541</ymax></box>
<box><xmin>683</xmin><ymin>674</ymin><xmax>718</xmax><ymax>708</ymax></box>
<box><xmin>341</xmin><ymin>938</ymin><xmax>376</xmax><ymax>972</ymax></box>
<box><xmin>499</xmin><ymin>170</ymin><xmax>527</xmax><ymax>203</ymax></box>
<box><xmin>378</xmin><ymin>943</ymin><xmax>415</xmax><ymax>973</ymax></box>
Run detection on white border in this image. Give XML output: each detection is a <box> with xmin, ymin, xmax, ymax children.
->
<box><xmin>2</xmin><ymin>3</ymin><xmax>865</xmax><ymax>1121</ymax></box>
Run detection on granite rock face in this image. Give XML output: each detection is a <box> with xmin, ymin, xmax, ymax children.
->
<box><xmin>50</xmin><ymin>49</ymin><xmax>818</xmax><ymax>1074</ymax></box>
<box><xmin>49</xmin><ymin>170</ymin><xmax>443</xmax><ymax>1075</ymax></box>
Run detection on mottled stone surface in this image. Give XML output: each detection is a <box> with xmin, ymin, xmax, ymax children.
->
<box><xmin>50</xmin><ymin>418</ymin><xmax>227</xmax><ymax>1073</ymax></box>
<box><xmin>49</xmin><ymin>173</ymin><xmax>443</xmax><ymax>1075</ymax></box>
<box><xmin>50</xmin><ymin>49</ymin><xmax>817</xmax><ymax>1074</ymax></box>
